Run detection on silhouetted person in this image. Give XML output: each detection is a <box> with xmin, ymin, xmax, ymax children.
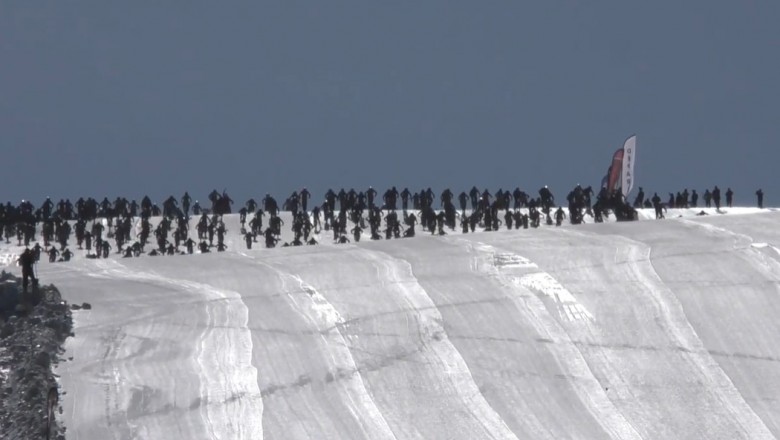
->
<box><xmin>300</xmin><ymin>187</ymin><xmax>311</xmax><ymax>212</ymax></box>
<box><xmin>756</xmin><ymin>189</ymin><xmax>764</xmax><ymax>208</ymax></box>
<box><xmin>651</xmin><ymin>193</ymin><xmax>664</xmax><ymax>219</ymax></box>
<box><xmin>182</xmin><ymin>192</ymin><xmax>192</xmax><ymax>215</ymax></box>
<box><xmin>633</xmin><ymin>187</ymin><xmax>645</xmax><ymax>208</ymax></box>
<box><xmin>554</xmin><ymin>207</ymin><xmax>566</xmax><ymax>226</ymax></box>
<box><xmin>184</xmin><ymin>238</ymin><xmax>196</xmax><ymax>254</ymax></box>
<box><xmin>101</xmin><ymin>241</ymin><xmax>111</xmax><ymax>258</ymax></box>
<box><xmin>19</xmin><ymin>248</ymin><xmax>37</xmax><ymax>291</ymax></box>
<box><xmin>264</xmin><ymin>228</ymin><xmax>278</xmax><ymax>248</ymax></box>
<box><xmin>538</xmin><ymin>186</ymin><xmax>554</xmax><ymax>211</ymax></box>
<box><xmin>725</xmin><ymin>188</ymin><xmax>734</xmax><ymax>208</ymax></box>
<box><xmin>712</xmin><ymin>186</ymin><xmax>721</xmax><ymax>210</ymax></box>
<box><xmin>401</xmin><ymin>188</ymin><xmax>411</xmax><ymax>210</ymax></box>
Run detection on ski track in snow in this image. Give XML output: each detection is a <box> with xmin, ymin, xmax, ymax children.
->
<box><xmin>468</xmin><ymin>241</ymin><xmax>594</xmax><ymax>325</ymax></box>
<box><xmin>360</xmin><ymin>248</ymin><xmax>520</xmax><ymax>440</ymax></box>
<box><xmin>238</xmin><ymin>251</ymin><xmax>397</xmax><ymax>440</ymax></box>
<box><xmin>464</xmin><ymin>240</ymin><xmax>642</xmax><ymax>440</ymax></box>
<box><xmin>87</xmin><ymin>259</ymin><xmax>264</xmax><ymax>440</ymax></box>
<box><xmin>665</xmin><ymin>220</ymin><xmax>776</xmax><ymax>438</ymax></box>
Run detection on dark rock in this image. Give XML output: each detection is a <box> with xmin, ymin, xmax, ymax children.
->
<box><xmin>0</xmin><ymin>323</ymin><xmax>12</xmax><ymax>339</ymax></box>
<box><xmin>34</xmin><ymin>352</ymin><xmax>50</xmax><ymax>368</ymax></box>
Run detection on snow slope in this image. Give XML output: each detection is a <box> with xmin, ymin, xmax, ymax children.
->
<box><xmin>2</xmin><ymin>207</ymin><xmax>780</xmax><ymax>439</ymax></box>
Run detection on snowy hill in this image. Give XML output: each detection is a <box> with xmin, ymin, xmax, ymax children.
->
<box><xmin>2</xmin><ymin>208</ymin><xmax>780</xmax><ymax>439</ymax></box>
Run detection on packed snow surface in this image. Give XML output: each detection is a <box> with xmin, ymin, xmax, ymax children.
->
<box><xmin>3</xmin><ymin>207</ymin><xmax>780</xmax><ymax>439</ymax></box>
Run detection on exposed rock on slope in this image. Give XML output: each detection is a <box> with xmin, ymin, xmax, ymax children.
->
<box><xmin>0</xmin><ymin>272</ymin><xmax>74</xmax><ymax>440</ymax></box>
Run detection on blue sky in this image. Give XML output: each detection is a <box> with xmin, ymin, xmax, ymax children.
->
<box><xmin>2</xmin><ymin>2</ymin><xmax>778</xmax><ymax>206</ymax></box>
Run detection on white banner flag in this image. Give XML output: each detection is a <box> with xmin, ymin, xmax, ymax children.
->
<box><xmin>621</xmin><ymin>135</ymin><xmax>637</xmax><ymax>197</ymax></box>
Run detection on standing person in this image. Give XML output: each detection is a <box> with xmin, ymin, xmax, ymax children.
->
<box><xmin>712</xmin><ymin>186</ymin><xmax>721</xmax><ymax>210</ymax></box>
<box><xmin>182</xmin><ymin>192</ymin><xmax>192</xmax><ymax>216</ymax></box>
<box><xmin>756</xmin><ymin>189</ymin><xmax>764</xmax><ymax>208</ymax></box>
<box><xmin>652</xmin><ymin>193</ymin><xmax>664</xmax><ymax>219</ymax></box>
<box><xmin>366</xmin><ymin>186</ymin><xmax>377</xmax><ymax>209</ymax></box>
<box><xmin>400</xmin><ymin>188</ymin><xmax>411</xmax><ymax>211</ymax></box>
<box><xmin>725</xmin><ymin>188</ymin><xmax>734</xmax><ymax>208</ymax></box>
<box><xmin>633</xmin><ymin>187</ymin><xmax>645</xmax><ymax>208</ymax></box>
<box><xmin>300</xmin><ymin>187</ymin><xmax>311</xmax><ymax>212</ymax></box>
<box><xmin>18</xmin><ymin>248</ymin><xmax>37</xmax><ymax>291</ymax></box>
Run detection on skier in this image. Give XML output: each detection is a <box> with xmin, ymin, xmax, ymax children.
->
<box><xmin>264</xmin><ymin>228</ymin><xmax>278</xmax><ymax>248</ymax></box>
<box><xmin>756</xmin><ymin>189</ymin><xmax>764</xmax><ymax>208</ymax></box>
<box><xmin>184</xmin><ymin>238</ymin><xmax>196</xmax><ymax>254</ymax></box>
<box><xmin>351</xmin><ymin>224</ymin><xmax>363</xmax><ymax>242</ymax></box>
<box><xmin>554</xmin><ymin>207</ymin><xmax>566</xmax><ymax>226</ymax></box>
<box><xmin>101</xmin><ymin>241</ymin><xmax>111</xmax><ymax>258</ymax></box>
<box><xmin>48</xmin><ymin>247</ymin><xmax>59</xmax><ymax>263</ymax></box>
<box><xmin>538</xmin><ymin>186</ymin><xmax>554</xmax><ymax>211</ymax></box>
<box><xmin>726</xmin><ymin>188</ymin><xmax>734</xmax><ymax>208</ymax></box>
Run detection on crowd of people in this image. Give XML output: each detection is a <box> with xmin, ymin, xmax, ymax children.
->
<box><xmin>632</xmin><ymin>186</ymin><xmax>766</xmax><ymax>219</ymax></box>
<box><xmin>0</xmin><ymin>184</ymin><xmax>767</xmax><ymax>291</ymax></box>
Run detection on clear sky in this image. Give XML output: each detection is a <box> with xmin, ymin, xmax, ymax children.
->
<box><xmin>2</xmin><ymin>2</ymin><xmax>778</xmax><ymax>206</ymax></box>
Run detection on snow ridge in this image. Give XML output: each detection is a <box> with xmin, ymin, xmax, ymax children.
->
<box><xmin>246</xmin><ymin>254</ymin><xmax>398</xmax><ymax>440</ymax></box>
<box><xmin>466</xmin><ymin>240</ymin><xmax>642</xmax><ymax>440</ymax></box>
<box><xmin>362</xmin><ymin>248</ymin><xmax>520</xmax><ymax>440</ymax></box>
<box><xmin>90</xmin><ymin>260</ymin><xmax>264</xmax><ymax>440</ymax></box>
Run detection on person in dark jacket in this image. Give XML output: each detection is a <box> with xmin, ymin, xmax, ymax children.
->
<box><xmin>712</xmin><ymin>186</ymin><xmax>721</xmax><ymax>210</ymax></box>
<box><xmin>18</xmin><ymin>248</ymin><xmax>37</xmax><ymax>291</ymax></box>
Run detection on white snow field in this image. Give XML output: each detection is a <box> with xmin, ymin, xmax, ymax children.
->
<box><xmin>3</xmin><ymin>207</ymin><xmax>780</xmax><ymax>439</ymax></box>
